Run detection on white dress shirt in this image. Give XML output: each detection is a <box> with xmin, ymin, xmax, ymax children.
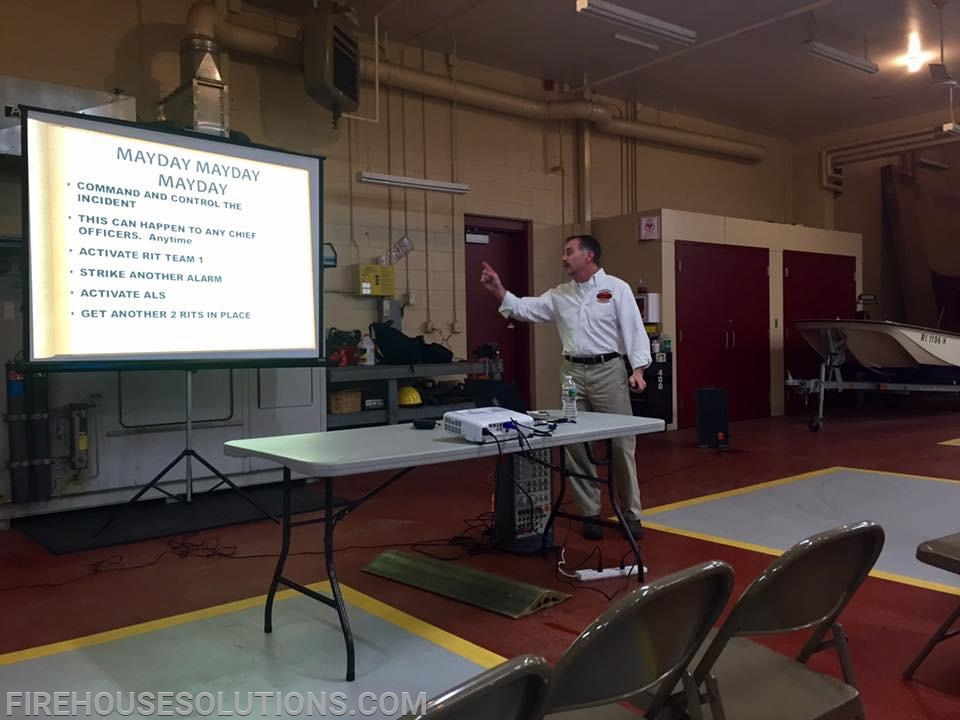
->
<box><xmin>499</xmin><ymin>268</ymin><xmax>652</xmax><ymax>370</ymax></box>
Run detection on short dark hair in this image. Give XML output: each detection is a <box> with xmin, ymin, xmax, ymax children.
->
<box><xmin>567</xmin><ymin>234</ymin><xmax>601</xmax><ymax>267</ymax></box>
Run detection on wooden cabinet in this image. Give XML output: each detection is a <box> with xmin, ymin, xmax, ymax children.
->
<box><xmin>675</xmin><ymin>241</ymin><xmax>770</xmax><ymax>428</ymax></box>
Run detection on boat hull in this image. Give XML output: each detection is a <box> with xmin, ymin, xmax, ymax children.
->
<box><xmin>794</xmin><ymin>320</ymin><xmax>960</xmax><ymax>380</ymax></box>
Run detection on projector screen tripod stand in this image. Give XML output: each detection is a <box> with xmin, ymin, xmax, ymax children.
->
<box><xmin>93</xmin><ymin>370</ymin><xmax>278</xmax><ymax>537</ymax></box>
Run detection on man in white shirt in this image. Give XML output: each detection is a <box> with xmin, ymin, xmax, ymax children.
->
<box><xmin>479</xmin><ymin>234</ymin><xmax>651</xmax><ymax>540</ymax></box>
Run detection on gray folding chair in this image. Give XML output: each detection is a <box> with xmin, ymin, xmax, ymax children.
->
<box><xmin>686</xmin><ymin>521</ymin><xmax>885</xmax><ymax>720</ymax></box>
<box><xmin>903</xmin><ymin>531</ymin><xmax>960</xmax><ymax>679</ymax></box>
<box><xmin>543</xmin><ymin>560</ymin><xmax>735</xmax><ymax>720</ymax></box>
<box><xmin>402</xmin><ymin>654</ymin><xmax>551</xmax><ymax>720</ymax></box>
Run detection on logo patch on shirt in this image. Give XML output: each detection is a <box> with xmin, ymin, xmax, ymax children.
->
<box><xmin>596</xmin><ymin>289</ymin><xmax>613</xmax><ymax>303</ymax></box>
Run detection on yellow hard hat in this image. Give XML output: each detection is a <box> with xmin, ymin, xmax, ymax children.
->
<box><xmin>398</xmin><ymin>386</ymin><xmax>422</xmax><ymax>407</ymax></box>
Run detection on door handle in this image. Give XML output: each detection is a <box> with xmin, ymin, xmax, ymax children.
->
<box><xmin>731</xmin><ymin>330</ymin><xmax>736</xmax><ymax>348</ymax></box>
<box><xmin>723</xmin><ymin>330</ymin><xmax>729</xmax><ymax>349</ymax></box>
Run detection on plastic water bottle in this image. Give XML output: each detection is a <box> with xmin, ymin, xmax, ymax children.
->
<box><xmin>562</xmin><ymin>375</ymin><xmax>578</xmax><ymax>420</ymax></box>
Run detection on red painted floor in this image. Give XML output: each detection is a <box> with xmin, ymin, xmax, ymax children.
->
<box><xmin>2</xmin><ymin>406</ymin><xmax>960</xmax><ymax>718</ymax></box>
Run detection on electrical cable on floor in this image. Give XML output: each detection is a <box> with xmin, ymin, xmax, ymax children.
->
<box><xmin>507</xmin><ymin>425</ymin><xmax>639</xmax><ymax>602</ymax></box>
<box><xmin>410</xmin><ymin>512</ymin><xmax>495</xmax><ymax>561</ymax></box>
<box><xmin>553</xmin><ymin>543</ymin><xmax>630</xmax><ymax>602</ymax></box>
<box><xmin>497</xmin><ymin>427</ymin><xmax>630</xmax><ymax>601</ymax></box>
<box><xmin>0</xmin><ymin>532</ymin><xmax>465</xmax><ymax>592</ymax></box>
<box><xmin>642</xmin><ymin>452</ymin><xmax>725</xmax><ymax>485</ymax></box>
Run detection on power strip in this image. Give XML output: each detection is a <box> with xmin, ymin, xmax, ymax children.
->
<box><xmin>575</xmin><ymin>565</ymin><xmax>647</xmax><ymax>582</ymax></box>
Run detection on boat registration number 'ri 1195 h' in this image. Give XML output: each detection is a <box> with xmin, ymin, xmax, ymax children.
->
<box><xmin>919</xmin><ymin>332</ymin><xmax>948</xmax><ymax>345</ymax></box>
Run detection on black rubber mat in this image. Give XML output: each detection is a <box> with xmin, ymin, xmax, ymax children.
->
<box><xmin>13</xmin><ymin>481</ymin><xmax>341</xmax><ymax>554</ymax></box>
<box><xmin>363</xmin><ymin>549</ymin><xmax>570</xmax><ymax>618</ymax></box>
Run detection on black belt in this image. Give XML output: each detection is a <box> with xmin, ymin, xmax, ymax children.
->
<box><xmin>564</xmin><ymin>352</ymin><xmax>621</xmax><ymax>365</ymax></box>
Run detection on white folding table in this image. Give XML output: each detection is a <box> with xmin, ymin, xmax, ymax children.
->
<box><xmin>224</xmin><ymin>411</ymin><xmax>664</xmax><ymax>680</ymax></box>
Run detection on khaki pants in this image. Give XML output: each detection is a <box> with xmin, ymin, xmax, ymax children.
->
<box><xmin>562</xmin><ymin>358</ymin><xmax>643</xmax><ymax>520</ymax></box>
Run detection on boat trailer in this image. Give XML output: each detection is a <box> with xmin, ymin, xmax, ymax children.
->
<box><xmin>786</xmin><ymin>327</ymin><xmax>960</xmax><ymax>432</ymax></box>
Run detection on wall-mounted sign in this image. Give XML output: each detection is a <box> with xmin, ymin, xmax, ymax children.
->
<box><xmin>639</xmin><ymin>215</ymin><xmax>660</xmax><ymax>240</ymax></box>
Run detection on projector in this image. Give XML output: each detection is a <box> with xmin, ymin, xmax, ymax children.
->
<box><xmin>943</xmin><ymin>122</ymin><xmax>960</xmax><ymax>136</ymax></box>
<box><xmin>442</xmin><ymin>407</ymin><xmax>536</xmax><ymax>443</ymax></box>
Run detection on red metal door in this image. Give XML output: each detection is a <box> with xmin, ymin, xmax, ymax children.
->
<box><xmin>676</xmin><ymin>241</ymin><xmax>731</xmax><ymax>428</ymax></box>
<box><xmin>464</xmin><ymin>218</ymin><xmax>531</xmax><ymax>407</ymax></box>
<box><xmin>676</xmin><ymin>241</ymin><xmax>770</xmax><ymax>427</ymax></box>
<box><xmin>725</xmin><ymin>244</ymin><xmax>771</xmax><ymax>422</ymax></box>
<box><xmin>783</xmin><ymin>251</ymin><xmax>856</xmax><ymax>413</ymax></box>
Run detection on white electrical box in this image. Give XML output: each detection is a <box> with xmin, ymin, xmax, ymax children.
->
<box><xmin>637</xmin><ymin>292</ymin><xmax>661</xmax><ymax>323</ymax></box>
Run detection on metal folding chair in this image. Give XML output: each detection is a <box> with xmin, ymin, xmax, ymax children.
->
<box><xmin>686</xmin><ymin>521</ymin><xmax>885</xmax><ymax>720</ymax></box>
<box><xmin>544</xmin><ymin>560</ymin><xmax>735</xmax><ymax>720</ymax></box>
<box><xmin>401</xmin><ymin>654</ymin><xmax>550</xmax><ymax>720</ymax></box>
<box><xmin>903</xmin><ymin>531</ymin><xmax>960</xmax><ymax>679</ymax></box>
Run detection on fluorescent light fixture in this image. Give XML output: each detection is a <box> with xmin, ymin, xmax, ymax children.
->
<box><xmin>357</xmin><ymin>171</ymin><xmax>470</xmax><ymax>194</ymax></box>
<box><xmin>613</xmin><ymin>33</ymin><xmax>659</xmax><ymax>52</ymax></box>
<box><xmin>916</xmin><ymin>156</ymin><xmax>950</xmax><ymax>170</ymax></box>
<box><xmin>575</xmin><ymin>0</ymin><xmax>696</xmax><ymax>46</ymax></box>
<box><xmin>808</xmin><ymin>41</ymin><xmax>879</xmax><ymax>74</ymax></box>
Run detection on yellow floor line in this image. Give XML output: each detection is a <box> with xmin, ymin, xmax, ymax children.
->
<box><xmin>938</xmin><ymin>438</ymin><xmax>960</xmax><ymax>447</ymax></box>
<box><xmin>339</xmin><ymin>585</ymin><xmax>505</xmax><ymax>669</ymax></box>
<box><xmin>0</xmin><ymin>582</ymin><xmax>505</xmax><ymax>669</ymax></box>
<box><xmin>643</xmin><ymin>466</ymin><xmax>844</xmax><ymax>516</ymax></box>
<box><xmin>643</xmin><ymin>466</ymin><xmax>960</xmax><ymax>596</ymax></box>
<box><xmin>831</xmin><ymin>465</ymin><xmax>960</xmax><ymax>485</ymax></box>
<box><xmin>642</xmin><ymin>522</ymin><xmax>786</xmax><ymax>557</ymax></box>
<box><xmin>646</xmin><ymin>525</ymin><xmax>960</xmax><ymax>597</ymax></box>
<box><xmin>644</xmin><ymin>465</ymin><xmax>960</xmax><ymax>520</ymax></box>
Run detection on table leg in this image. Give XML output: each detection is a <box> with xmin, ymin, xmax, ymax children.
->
<box><xmin>264</xmin><ymin>466</ymin><xmax>292</xmax><ymax>633</ymax></box>
<box><xmin>542</xmin><ymin>447</ymin><xmax>568</xmax><ymax>552</ymax></box>
<box><xmin>603</xmin><ymin>438</ymin><xmax>645</xmax><ymax>582</ymax></box>
<box><xmin>262</xmin><ymin>466</ymin><xmax>413</xmax><ymax>681</ymax></box>
<box><xmin>543</xmin><ymin>439</ymin><xmax>645</xmax><ymax>582</ymax></box>
<box><xmin>903</xmin><ymin>601</ymin><xmax>960</xmax><ymax>679</ymax></box>
<box><xmin>324</xmin><ymin>478</ymin><xmax>356</xmax><ymax>682</ymax></box>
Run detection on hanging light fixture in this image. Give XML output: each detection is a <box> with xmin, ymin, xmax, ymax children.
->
<box><xmin>575</xmin><ymin>0</ymin><xmax>696</xmax><ymax>46</ymax></box>
<box><xmin>808</xmin><ymin>40</ymin><xmax>879</xmax><ymax>74</ymax></box>
<box><xmin>356</xmin><ymin>171</ymin><xmax>470</xmax><ymax>195</ymax></box>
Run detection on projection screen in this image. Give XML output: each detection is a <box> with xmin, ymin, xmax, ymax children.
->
<box><xmin>22</xmin><ymin>107</ymin><xmax>323</xmax><ymax>370</ymax></box>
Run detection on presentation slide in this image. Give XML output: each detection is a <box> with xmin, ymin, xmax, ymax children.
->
<box><xmin>23</xmin><ymin>108</ymin><xmax>322</xmax><ymax>368</ymax></box>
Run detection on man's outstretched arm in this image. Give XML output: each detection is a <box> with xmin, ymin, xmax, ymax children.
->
<box><xmin>480</xmin><ymin>261</ymin><xmax>555</xmax><ymax>322</ymax></box>
<box><xmin>480</xmin><ymin>261</ymin><xmax>507</xmax><ymax>303</ymax></box>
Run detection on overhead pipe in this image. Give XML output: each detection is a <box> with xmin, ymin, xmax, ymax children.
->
<box><xmin>821</xmin><ymin>126</ymin><xmax>959</xmax><ymax>191</ymax></box>
<box><xmin>833</xmin><ymin>136</ymin><xmax>957</xmax><ymax>165</ymax></box>
<box><xmin>831</xmin><ymin>130</ymin><xmax>948</xmax><ymax>164</ymax></box>
<box><xmin>185</xmin><ymin>1</ymin><xmax>300</xmax><ymax>64</ymax></box>
<box><xmin>360</xmin><ymin>58</ymin><xmax>767</xmax><ymax>162</ymax></box>
<box><xmin>180</xmin><ymin>2</ymin><xmax>766</xmax><ymax>163</ymax></box>
<box><xmin>833</xmin><ymin>136</ymin><xmax>942</xmax><ymax>162</ymax></box>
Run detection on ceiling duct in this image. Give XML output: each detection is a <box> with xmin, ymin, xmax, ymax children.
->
<box><xmin>159</xmin><ymin>46</ymin><xmax>230</xmax><ymax>137</ymax></box>
<box><xmin>162</xmin><ymin>1</ymin><xmax>301</xmax><ymax>136</ymax></box>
